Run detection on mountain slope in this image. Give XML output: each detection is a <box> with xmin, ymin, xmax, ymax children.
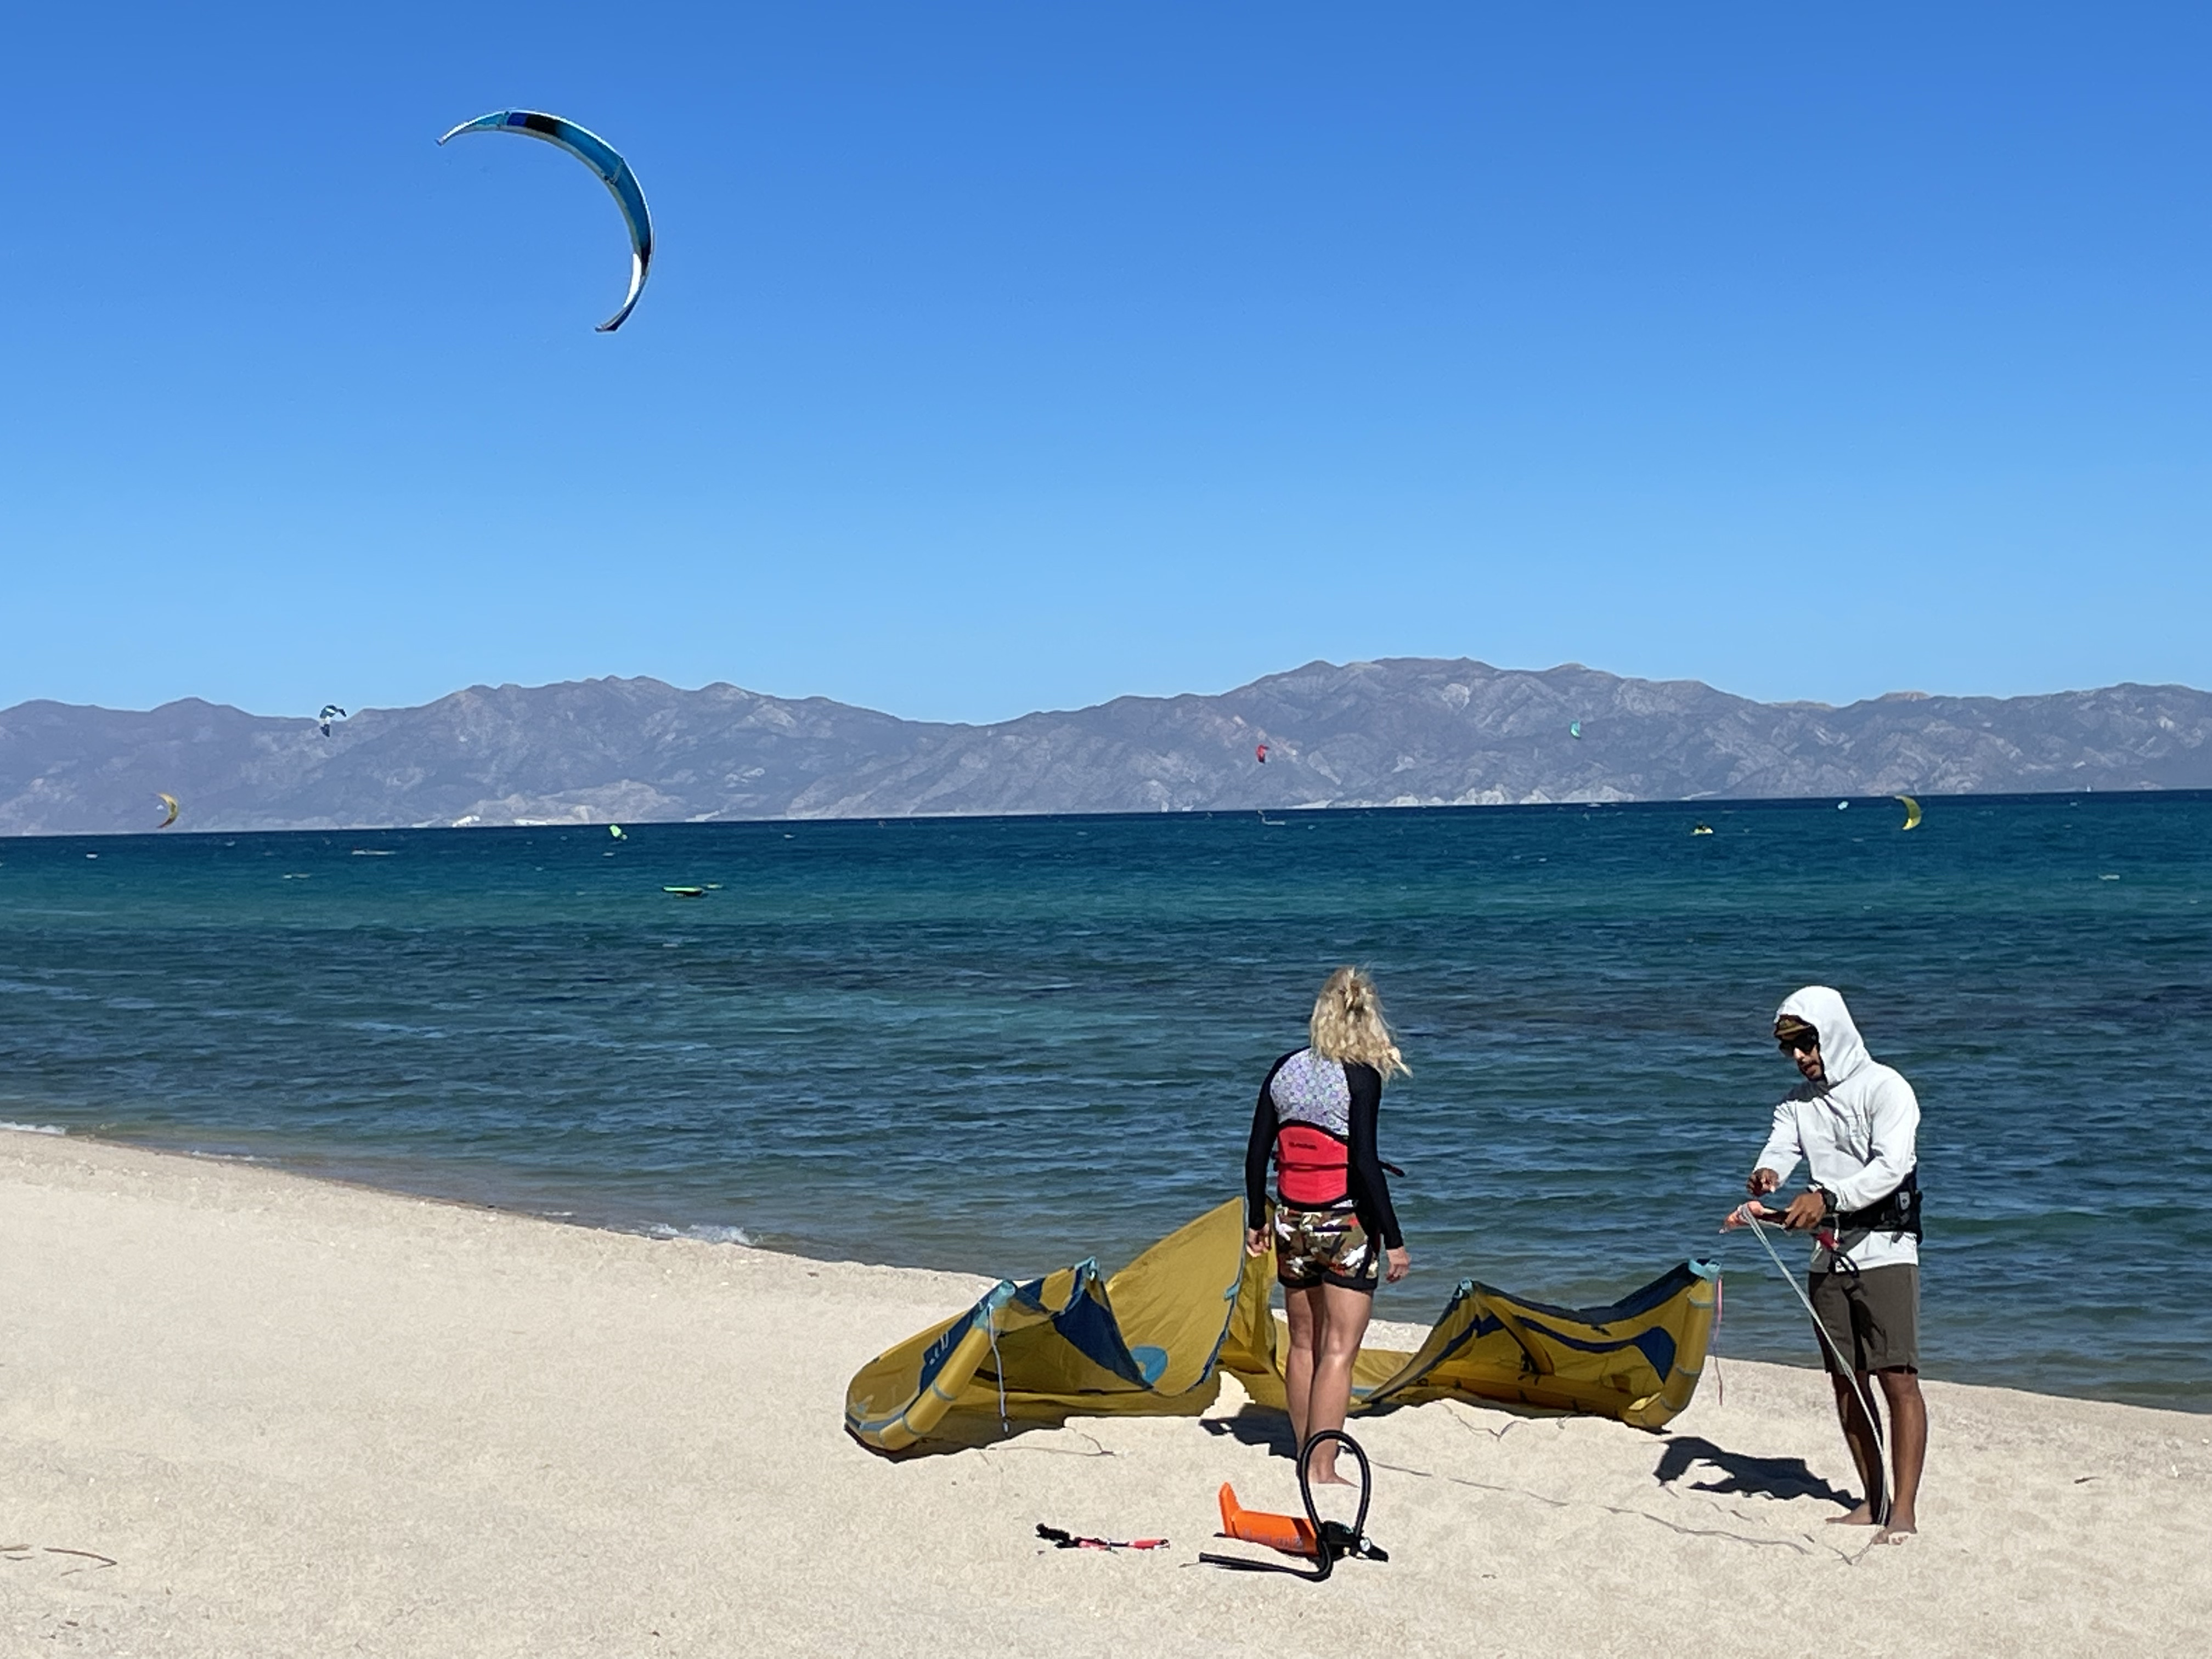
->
<box><xmin>2</xmin><ymin>659</ymin><xmax>2206</xmax><ymax>834</ymax></box>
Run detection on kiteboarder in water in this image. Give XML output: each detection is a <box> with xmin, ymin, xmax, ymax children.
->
<box><xmin>1724</xmin><ymin>987</ymin><xmax>1927</xmax><ymax>1540</ymax></box>
<box><xmin>1244</xmin><ymin>968</ymin><xmax>1410</xmax><ymax>1486</ymax></box>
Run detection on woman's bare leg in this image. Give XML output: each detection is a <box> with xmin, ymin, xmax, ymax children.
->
<box><xmin>1282</xmin><ymin>1283</ymin><xmax>1321</xmax><ymax>1453</ymax></box>
<box><xmin>1302</xmin><ymin>1280</ymin><xmax>1376</xmax><ymax>1485</ymax></box>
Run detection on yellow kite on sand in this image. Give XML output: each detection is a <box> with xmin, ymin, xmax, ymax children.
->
<box><xmin>843</xmin><ymin>1200</ymin><xmax>1718</xmax><ymax>1454</ymax></box>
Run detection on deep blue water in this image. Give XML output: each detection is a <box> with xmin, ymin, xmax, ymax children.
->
<box><xmin>3</xmin><ymin>794</ymin><xmax>2208</xmax><ymax>1409</ymax></box>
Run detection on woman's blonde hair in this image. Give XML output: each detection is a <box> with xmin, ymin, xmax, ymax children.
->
<box><xmin>1307</xmin><ymin>966</ymin><xmax>1409</xmax><ymax>1079</ymax></box>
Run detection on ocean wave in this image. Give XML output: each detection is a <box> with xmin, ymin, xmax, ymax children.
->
<box><xmin>0</xmin><ymin>1121</ymin><xmax>66</xmax><ymax>1136</ymax></box>
<box><xmin>644</xmin><ymin>1222</ymin><xmax>756</xmax><ymax>1247</ymax></box>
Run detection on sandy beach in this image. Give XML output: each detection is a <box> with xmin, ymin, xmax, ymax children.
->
<box><xmin>5</xmin><ymin>1129</ymin><xmax>2208</xmax><ymax>1657</ymax></box>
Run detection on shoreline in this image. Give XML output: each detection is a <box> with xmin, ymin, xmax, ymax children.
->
<box><xmin>8</xmin><ymin>1127</ymin><xmax>2212</xmax><ymax>1657</ymax></box>
<box><xmin>7</xmin><ymin>1121</ymin><xmax>2204</xmax><ymax>1415</ymax></box>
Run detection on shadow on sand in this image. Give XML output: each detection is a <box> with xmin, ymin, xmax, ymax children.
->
<box><xmin>1199</xmin><ymin>1405</ymin><xmax>1301</xmax><ymax>1457</ymax></box>
<box><xmin>1198</xmin><ymin>1397</ymin><xmax>1571</xmax><ymax>1461</ymax></box>
<box><xmin>1654</xmin><ymin>1435</ymin><xmax>1854</xmax><ymax>1505</ymax></box>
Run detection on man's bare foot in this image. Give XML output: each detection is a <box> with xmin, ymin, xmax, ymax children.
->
<box><xmin>1307</xmin><ymin>1469</ymin><xmax>1356</xmax><ymax>1487</ymax></box>
<box><xmin>1874</xmin><ymin>1510</ymin><xmax>1917</xmax><ymax>1542</ymax></box>
<box><xmin>1826</xmin><ymin>1503</ymin><xmax>1879</xmax><ymax>1526</ymax></box>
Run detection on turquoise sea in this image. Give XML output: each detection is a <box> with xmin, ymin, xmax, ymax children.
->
<box><xmin>2</xmin><ymin>794</ymin><xmax>2207</xmax><ymax>1410</ymax></box>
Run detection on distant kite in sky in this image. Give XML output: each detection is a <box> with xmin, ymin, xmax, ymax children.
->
<box><xmin>318</xmin><ymin>704</ymin><xmax>347</xmax><ymax>738</ymax></box>
<box><xmin>1255</xmin><ymin>742</ymin><xmax>1269</xmax><ymax>764</ymax></box>
<box><xmin>438</xmin><ymin>110</ymin><xmax>654</xmax><ymax>332</ymax></box>
<box><xmin>155</xmin><ymin>792</ymin><xmax>179</xmax><ymax>830</ymax></box>
<box><xmin>1895</xmin><ymin>794</ymin><xmax>1923</xmax><ymax>831</ymax></box>
<box><xmin>1570</xmin><ymin>721</ymin><xmax>1583</xmax><ymax>739</ymax></box>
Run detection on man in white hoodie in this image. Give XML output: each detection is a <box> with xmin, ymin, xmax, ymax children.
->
<box><xmin>1724</xmin><ymin>985</ymin><xmax>1927</xmax><ymax>1539</ymax></box>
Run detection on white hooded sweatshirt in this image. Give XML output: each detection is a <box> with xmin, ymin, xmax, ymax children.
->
<box><xmin>1755</xmin><ymin>986</ymin><xmax>1920</xmax><ymax>1272</ymax></box>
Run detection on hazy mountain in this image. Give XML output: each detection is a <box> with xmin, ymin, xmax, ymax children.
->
<box><xmin>2</xmin><ymin>659</ymin><xmax>2207</xmax><ymax>835</ymax></box>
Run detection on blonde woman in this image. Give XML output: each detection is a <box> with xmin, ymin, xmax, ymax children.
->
<box><xmin>1243</xmin><ymin>967</ymin><xmax>1410</xmax><ymax>1484</ymax></box>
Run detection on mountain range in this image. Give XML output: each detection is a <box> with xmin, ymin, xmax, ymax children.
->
<box><xmin>2</xmin><ymin>658</ymin><xmax>2207</xmax><ymax>835</ymax></box>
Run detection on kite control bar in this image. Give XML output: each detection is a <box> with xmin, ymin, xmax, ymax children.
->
<box><xmin>1732</xmin><ymin>1200</ymin><xmax>1826</xmax><ymax>1231</ymax></box>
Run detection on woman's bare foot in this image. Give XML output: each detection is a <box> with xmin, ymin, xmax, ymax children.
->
<box><xmin>1826</xmin><ymin>1503</ymin><xmax>1879</xmax><ymax>1526</ymax></box>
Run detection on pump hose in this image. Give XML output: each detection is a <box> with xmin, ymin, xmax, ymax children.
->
<box><xmin>1199</xmin><ymin>1429</ymin><xmax>1386</xmax><ymax>1582</ymax></box>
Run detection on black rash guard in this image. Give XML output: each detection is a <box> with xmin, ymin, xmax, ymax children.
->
<box><xmin>1243</xmin><ymin>1049</ymin><xmax>1403</xmax><ymax>1250</ymax></box>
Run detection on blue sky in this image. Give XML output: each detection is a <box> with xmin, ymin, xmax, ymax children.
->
<box><xmin>3</xmin><ymin>3</ymin><xmax>2204</xmax><ymax>723</ymax></box>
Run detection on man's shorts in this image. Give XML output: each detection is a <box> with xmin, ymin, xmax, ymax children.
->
<box><xmin>1272</xmin><ymin>1204</ymin><xmax>1379</xmax><ymax>1292</ymax></box>
<box><xmin>1808</xmin><ymin>1263</ymin><xmax>1919</xmax><ymax>1374</ymax></box>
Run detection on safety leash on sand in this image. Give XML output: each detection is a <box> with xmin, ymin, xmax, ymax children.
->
<box><xmin>1201</xmin><ymin>1430</ymin><xmax>1389</xmax><ymax>1583</ymax></box>
<box><xmin>1035</xmin><ymin>1525</ymin><xmax>1168</xmax><ymax>1551</ymax></box>
<box><xmin>1736</xmin><ymin>1206</ymin><xmax>1891</xmax><ymax>1527</ymax></box>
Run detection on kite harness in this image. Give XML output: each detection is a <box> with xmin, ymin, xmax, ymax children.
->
<box><xmin>1201</xmin><ymin>1431</ymin><xmax>1389</xmax><ymax>1583</ymax></box>
<box><xmin>1837</xmin><ymin>1169</ymin><xmax>1922</xmax><ymax>1243</ymax></box>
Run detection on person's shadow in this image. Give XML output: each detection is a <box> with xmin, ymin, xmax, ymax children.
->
<box><xmin>1653</xmin><ymin>1435</ymin><xmax>1854</xmax><ymax>1505</ymax></box>
<box><xmin>1200</xmin><ymin>1406</ymin><xmax>1299</xmax><ymax>1457</ymax></box>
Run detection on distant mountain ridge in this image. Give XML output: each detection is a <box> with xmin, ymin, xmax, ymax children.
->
<box><xmin>2</xmin><ymin>658</ymin><xmax>2208</xmax><ymax>834</ymax></box>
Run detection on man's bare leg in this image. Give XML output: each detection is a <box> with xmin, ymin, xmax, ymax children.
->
<box><xmin>1874</xmin><ymin>1368</ymin><xmax>1926</xmax><ymax>1541</ymax></box>
<box><xmin>1825</xmin><ymin>1369</ymin><xmax>1887</xmax><ymax>1525</ymax></box>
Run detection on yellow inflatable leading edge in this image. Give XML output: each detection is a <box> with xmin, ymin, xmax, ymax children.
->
<box><xmin>843</xmin><ymin>1200</ymin><xmax>1718</xmax><ymax>1454</ymax></box>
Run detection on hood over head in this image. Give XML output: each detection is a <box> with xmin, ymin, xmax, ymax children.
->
<box><xmin>1774</xmin><ymin>985</ymin><xmax>1872</xmax><ymax>1086</ymax></box>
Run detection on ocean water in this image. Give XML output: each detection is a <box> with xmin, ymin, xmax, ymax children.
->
<box><xmin>2</xmin><ymin>794</ymin><xmax>2208</xmax><ymax>1410</ymax></box>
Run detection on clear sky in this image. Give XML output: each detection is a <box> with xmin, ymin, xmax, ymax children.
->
<box><xmin>4</xmin><ymin>3</ymin><xmax>2205</xmax><ymax>723</ymax></box>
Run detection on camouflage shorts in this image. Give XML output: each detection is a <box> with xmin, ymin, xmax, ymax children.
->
<box><xmin>1272</xmin><ymin>1204</ymin><xmax>1379</xmax><ymax>1291</ymax></box>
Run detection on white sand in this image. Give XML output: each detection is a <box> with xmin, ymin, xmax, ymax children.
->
<box><xmin>5</xmin><ymin>1130</ymin><xmax>2208</xmax><ymax>1657</ymax></box>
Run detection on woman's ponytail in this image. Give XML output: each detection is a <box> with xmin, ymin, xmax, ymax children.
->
<box><xmin>1308</xmin><ymin>966</ymin><xmax>1409</xmax><ymax>1079</ymax></box>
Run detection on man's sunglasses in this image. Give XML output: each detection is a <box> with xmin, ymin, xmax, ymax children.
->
<box><xmin>1776</xmin><ymin>1034</ymin><xmax>1820</xmax><ymax>1055</ymax></box>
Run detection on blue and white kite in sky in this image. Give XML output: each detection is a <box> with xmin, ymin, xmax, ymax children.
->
<box><xmin>438</xmin><ymin>110</ymin><xmax>654</xmax><ymax>332</ymax></box>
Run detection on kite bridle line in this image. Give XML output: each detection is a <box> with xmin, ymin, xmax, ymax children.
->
<box><xmin>984</xmin><ymin>1291</ymin><xmax>1011</xmax><ymax>1438</ymax></box>
<box><xmin>1736</xmin><ymin>1206</ymin><xmax>1892</xmax><ymax>1529</ymax></box>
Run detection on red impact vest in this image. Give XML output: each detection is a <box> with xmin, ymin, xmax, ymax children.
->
<box><xmin>1274</xmin><ymin>1121</ymin><xmax>1351</xmax><ymax>1208</ymax></box>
